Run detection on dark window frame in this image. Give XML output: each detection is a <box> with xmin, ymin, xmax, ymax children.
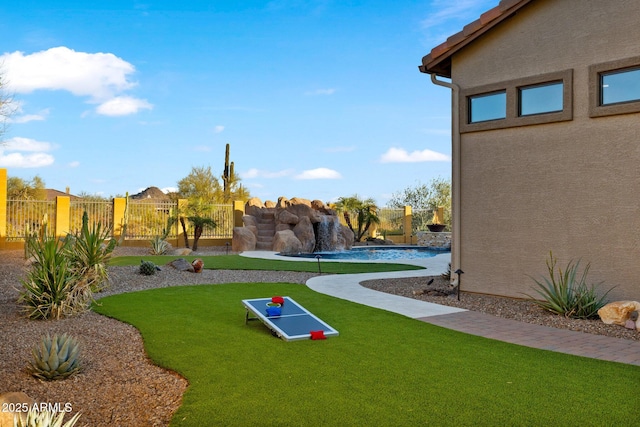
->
<box><xmin>589</xmin><ymin>56</ymin><xmax>640</xmax><ymax>118</ymax></box>
<box><xmin>460</xmin><ymin>69</ymin><xmax>573</xmax><ymax>133</ymax></box>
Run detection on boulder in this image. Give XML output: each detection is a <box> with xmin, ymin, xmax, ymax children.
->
<box><xmin>245</xmin><ymin>197</ymin><xmax>265</xmax><ymax>217</ymax></box>
<box><xmin>272</xmin><ymin>230</ymin><xmax>302</xmax><ymax>254</ymax></box>
<box><xmin>232</xmin><ymin>227</ymin><xmax>256</xmax><ymax>252</ymax></box>
<box><xmin>293</xmin><ymin>216</ymin><xmax>315</xmax><ymax>253</ymax></box>
<box><xmin>168</xmin><ymin>258</ymin><xmax>195</xmax><ymax>272</ymax></box>
<box><xmin>192</xmin><ymin>258</ymin><xmax>204</xmax><ymax>273</ymax></box>
<box><xmin>598</xmin><ymin>301</ymin><xmax>640</xmax><ymax>326</ymax></box>
<box><xmin>275</xmin><ymin>223</ymin><xmax>292</xmax><ymax>232</ymax></box>
<box><xmin>338</xmin><ymin>223</ymin><xmax>355</xmax><ymax>249</ymax></box>
<box><xmin>277</xmin><ymin>210</ymin><xmax>299</xmax><ymax>225</ymax></box>
<box><xmin>264</xmin><ymin>200</ymin><xmax>276</xmax><ymax>208</ymax></box>
<box><xmin>242</xmin><ymin>215</ymin><xmax>258</xmax><ymax>228</ymax></box>
<box><xmin>0</xmin><ymin>392</ymin><xmax>35</xmax><ymax>427</ymax></box>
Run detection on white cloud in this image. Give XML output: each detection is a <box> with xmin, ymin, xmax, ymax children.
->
<box><xmin>380</xmin><ymin>147</ymin><xmax>450</xmax><ymax>163</ymax></box>
<box><xmin>241</xmin><ymin>168</ymin><xmax>294</xmax><ymax>179</ymax></box>
<box><xmin>0</xmin><ymin>152</ymin><xmax>54</xmax><ymax>168</ymax></box>
<box><xmin>0</xmin><ymin>137</ymin><xmax>55</xmax><ymax>167</ymax></box>
<box><xmin>304</xmin><ymin>88</ymin><xmax>336</xmax><ymax>96</ymax></box>
<box><xmin>214</xmin><ymin>125</ymin><xmax>225</xmax><ymax>133</ymax></box>
<box><xmin>161</xmin><ymin>186</ymin><xmax>178</xmax><ymax>194</ymax></box>
<box><xmin>1</xmin><ymin>46</ymin><xmax>152</xmax><ymax>116</ymax></box>
<box><xmin>96</xmin><ymin>96</ymin><xmax>153</xmax><ymax>116</ymax></box>
<box><xmin>4</xmin><ymin>136</ymin><xmax>55</xmax><ymax>152</ymax></box>
<box><xmin>68</xmin><ymin>161</ymin><xmax>80</xmax><ymax>168</ymax></box>
<box><xmin>295</xmin><ymin>168</ymin><xmax>342</xmax><ymax>180</ymax></box>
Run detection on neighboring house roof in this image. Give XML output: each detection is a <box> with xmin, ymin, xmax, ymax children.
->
<box><xmin>45</xmin><ymin>188</ymin><xmax>80</xmax><ymax>201</ymax></box>
<box><xmin>419</xmin><ymin>0</ymin><xmax>534</xmax><ymax>78</ymax></box>
<box><xmin>130</xmin><ymin>186</ymin><xmax>170</xmax><ymax>200</ymax></box>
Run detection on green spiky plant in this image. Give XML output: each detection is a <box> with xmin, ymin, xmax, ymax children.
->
<box><xmin>139</xmin><ymin>260</ymin><xmax>157</xmax><ymax>276</ymax></box>
<box><xmin>29</xmin><ymin>333</ymin><xmax>81</xmax><ymax>381</ymax></box>
<box><xmin>149</xmin><ymin>236</ymin><xmax>170</xmax><ymax>255</ymax></box>
<box><xmin>66</xmin><ymin>211</ymin><xmax>117</xmax><ymax>293</ymax></box>
<box><xmin>14</xmin><ymin>408</ymin><xmax>81</xmax><ymax>427</ymax></box>
<box><xmin>525</xmin><ymin>251</ymin><xmax>614</xmax><ymax>319</ymax></box>
<box><xmin>19</xmin><ymin>230</ymin><xmax>80</xmax><ymax>320</ymax></box>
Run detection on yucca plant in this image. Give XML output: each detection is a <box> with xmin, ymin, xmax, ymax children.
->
<box><xmin>149</xmin><ymin>235</ymin><xmax>170</xmax><ymax>255</ymax></box>
<box><xmin>19</xmin><ymin>233</ymin><xmax>79</xmax><ymax>320</ymax></box>
<box><xmin>139</xmin><ymin>260</ymin><xmax>157</xmax><ymax>276</ymax></box>
<box><xmin>14</xmin><ymin>407</ymin><xmax>81</xmax><ymax>427</ymax></box>
<box><xmin>525</xmin><ymin>251</ymin><xmax>614</xmax><ymax>319</ymax></box>
<box><xmin>66</xmin><ymin>211</ymin><xmax>117</xmax><ymax>293</ymax></box>
<box><xmin>29</xmin><ymin>333</ymin><xmax>81</xmax><ymax>381</ymax></box>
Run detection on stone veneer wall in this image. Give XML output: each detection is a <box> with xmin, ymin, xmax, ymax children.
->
<box><xmin>416</xmin><ymin>231</ymin><xmax>451</xmax><ymax>249</ymax></box>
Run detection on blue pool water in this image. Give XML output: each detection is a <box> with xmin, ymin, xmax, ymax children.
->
<box><xmin>279</xmin><ymin>246</ymin><xmax>449</xmax><ymax>261</ymax></box>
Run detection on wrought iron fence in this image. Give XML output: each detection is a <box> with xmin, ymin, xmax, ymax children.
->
<box><xmin>5</xmin><ymin>200</ymin><xmax>57</xmax><ymax>241</ymax></box>
<box><xmin>125</xmin><ymin>200</ymin><xmax>177</xmax><ymax>240</ymax></box>
<box><xmin>69</xmin><ymin>200</ymin><xmax>113</xmax><ymax>235</ymax></box>
<box><xmin>377</xmin><ymin>208</ymin><xmax>404</xmax><ymax>235</ymax></box>
<box><xmin>200</xmin><ymin>204</ymin><xmax>234</xmax><ymax>238</ymax></box>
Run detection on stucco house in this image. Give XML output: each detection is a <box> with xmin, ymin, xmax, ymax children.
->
<box><xmin>419</xmin><ymin>0</ymin><xmax>640</xmax><ymax>300</ymax></box>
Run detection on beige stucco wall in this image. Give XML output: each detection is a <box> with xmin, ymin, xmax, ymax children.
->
<box><xmin>449</xmin><ymin>0</ymin><xmax>640</xmax><ymax>299</ymax></box>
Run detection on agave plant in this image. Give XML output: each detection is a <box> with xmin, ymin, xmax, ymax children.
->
<box><xmin>29</xmin><ymin>333</ymin><xmax>82</xmax><ymax>381</ymax></box>
<box><xmin>149</xmin><ymin>235</ymin><xmax>171</xmax><ymax>255</ymax></box>
<box><xmin>14</xmin><ymin>408</ymin><xmax>81</xmax><ymax>427</ymax></box>
<box><xmin>525</xmin><ymin>252</ymin><xmax>614</xmax><ymax>319</ymax></box>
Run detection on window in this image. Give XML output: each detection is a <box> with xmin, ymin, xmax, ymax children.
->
<box><xmin>469</xmin><ymin>91</ymin><xmax>506</xmax><ymax>123</ymax></box>
<box><xmin>460</xmin><ymin>70</ymin><xmax>573</xmax><ymax>133</ymax></box>
<box><xmin>601</xmin><ymin>67</ymin><xmax>640</xmax><ymax>105</ymax></box>
<box><xmin>519</xmin><ymin>81</ymin><xmax>563</xmax><ymax>116</ymax></box>
<box><xmin>590</xmin><ymin>56</ymin><xmax>640</xmax><ymax>118</ymax></box>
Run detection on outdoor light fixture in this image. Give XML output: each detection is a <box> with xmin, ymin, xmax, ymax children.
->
<box><xmin>225</xmin><ymin>242</ymin><xmax>230</xmax><ymax>255</ymax></box>
<box><xmin>454</xmin><ymin>269</ymin><xmax>464</xmax><ymax>301</ymax></box>
<box><xmin>315</xmin><ymin>254</ymin><xmax>322</xmax><ymax>274</ymax></box>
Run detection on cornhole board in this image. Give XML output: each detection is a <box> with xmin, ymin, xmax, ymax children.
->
<box><xmin>242</xmin><ymin>296</ymin><xmax>339</xmax><ymax>341</ymax></box>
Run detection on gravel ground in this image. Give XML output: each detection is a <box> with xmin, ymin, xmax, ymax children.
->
<box><xmin>361</xmin><ymin>275</ymin><xmax>640</xmax><ymax>341</ymax></box>
<box><xmin>1</xmin><ymin>247</ymin><xmax>637</xmax><ymax>426</ymax></box>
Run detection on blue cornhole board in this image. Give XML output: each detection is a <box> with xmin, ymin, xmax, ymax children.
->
<box><xmin>242</xmin><ymin>296</ymin><xmax>339</xmax><ymax>341</ymax></box>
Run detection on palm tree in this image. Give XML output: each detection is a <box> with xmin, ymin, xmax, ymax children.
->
<box><xmin>334</xmin><ymin>195</ymin><xmax>381</xmax><ymax>242</ymax></box>
<box><xmin>184</xmin><ymin>198</ymin><xmax>217</xmax><ymax>251</ymax></box>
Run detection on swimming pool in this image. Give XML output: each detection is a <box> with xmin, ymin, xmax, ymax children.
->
<box><xmin>278</xmin><ymin>246</ymin><xmax>449</xmax><ymax>261</ymax></box>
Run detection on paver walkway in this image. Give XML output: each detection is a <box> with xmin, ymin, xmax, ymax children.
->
<box><xmin>244</xmin><ymin>250</ymin><xmax>640</xmax><ymax>366</ymax></box>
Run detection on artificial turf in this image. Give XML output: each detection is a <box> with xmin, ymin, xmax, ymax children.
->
<box><xmin>109</xmin><ymin>254</ymin><xmax>423</xmax><ymax>274</ymax></box>
<box><xmin>94</xmin><ymin>283</ymin><xmax>640</xmax><ymax>427</ymax></box>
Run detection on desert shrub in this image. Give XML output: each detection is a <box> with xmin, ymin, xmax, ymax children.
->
<box><xmin>65</xmin><ymin>211</ymin><xmax>116</xmax><ymax>292</ymax></box>
<box><xmin>19</xmin><ymin>234</ymin><xmax>81</xmax><ymax>320</ymax></box>
<box><xmin>19</xmin><ymin>212</ymin><xmax>115</xmax><ymax>320</ymax></box>
<box><xmin>525</xmin><ymin>252</ymin><xmax>614</xmax><ymax>319</ymax></box>
<box><xmin>15</xmin><ymin>407</ymin><xmax>81</xmax><ymax>427</ymax></box>
<box><xmin>149</xmin><ymin>235</ymin><xmax>171</xmax><ymax>255</ymax></box>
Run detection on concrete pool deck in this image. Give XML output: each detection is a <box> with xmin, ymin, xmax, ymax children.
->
<box><xmin>240</xmin><ymin>250</ymin><xmax>640</xmax><ymax>366</ymax></box>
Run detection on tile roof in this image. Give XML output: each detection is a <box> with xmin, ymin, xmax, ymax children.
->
<box><xmin>419</xmin><ymin>0</ymin><xmax>534</xmax><ymax>78</ymax></box>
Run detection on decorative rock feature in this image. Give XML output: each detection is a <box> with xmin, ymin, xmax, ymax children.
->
<box><xmin>273</xmin><ymin>229</ymin><xmax>303</xmax><ymax>254</ymax></box>
<box><xmin>598</xmin><ymin>301</ymin><xmax>640</xmax><ymax>329</ymax></box>
<box><xmin>0</xmin><ymin>392</ymin><xmax>35</xmax><ymax>427</ymax></box>
<box><xmin>232</xmin><ymin>226</ymin><xmax>257</xmax><ymax>251</ymax></box>
<box><xmin>168</xmin><ymin>258</ymin><xmax>195</xmax><ymax>273</ymax></box>
<box><xmin>416</xmin><ymin>231</ymin><xmax>451</xmax><ymax>249</ymax></box>
<box><xmin>191</xmin><ymin>258</ymin><xmax>204</xmax><ymax>273</ymax></box>
<box><xmin>237</xmin><ymin>197</ymin><xmax>353</xmax><ymax>253</ymax></box>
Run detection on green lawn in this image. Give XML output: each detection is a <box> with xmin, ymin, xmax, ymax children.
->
<box><xmin>109</xmin><ymin>254</ymin><xmax>423</xmax><ymax>274</ymax></box>
<box><xmin>94</xmin><ymin>283</ymin><xmax>640</xmax><ymax>427</ymax></box>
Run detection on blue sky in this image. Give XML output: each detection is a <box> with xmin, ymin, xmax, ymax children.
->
<box><xmin>0</xmin><ymin>0</ymin><xmax>498</xmax><ymax>204</ymax></box>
